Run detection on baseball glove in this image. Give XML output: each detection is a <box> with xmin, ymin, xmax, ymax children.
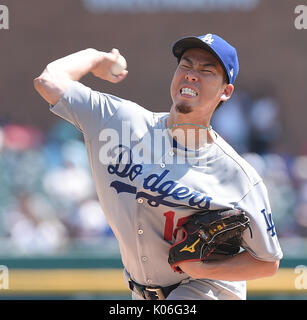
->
<box><xmin>168</xmin><ymin>208</ymin><xmax>251</xmax><ymax>273</ymax></box>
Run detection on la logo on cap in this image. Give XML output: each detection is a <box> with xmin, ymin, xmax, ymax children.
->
<box><xmin>201</xmin><ymin>34</ymin><xmax>214</xmax><ymax>45</ymax></box>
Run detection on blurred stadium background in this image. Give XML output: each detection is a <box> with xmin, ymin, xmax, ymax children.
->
<box><xmin>0</xmin><ymin>0</ymin><xmax>307</xmax><ymax>300</ymax></box>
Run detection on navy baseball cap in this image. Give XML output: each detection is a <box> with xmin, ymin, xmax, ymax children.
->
<box><xmin>172</xmin><ymin>34</ymin><xmax>239</xmax><ymax>84</ymax></box>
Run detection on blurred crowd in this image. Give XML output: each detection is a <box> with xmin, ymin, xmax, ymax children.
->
<box><xmin>0</xmin><ymin>91</ymin><xmax>307</xmax><ymax>257</ymax></box>
<box><xmin>0</xmin><ymin>121</ymin><xmax>115</xmax><ymax>256</ymax></box>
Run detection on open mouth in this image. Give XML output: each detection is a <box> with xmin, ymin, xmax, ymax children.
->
<box><xmin>180</xmin><ymin>87</ymin><xmax>198</xmax><ymax>97</ymax></box>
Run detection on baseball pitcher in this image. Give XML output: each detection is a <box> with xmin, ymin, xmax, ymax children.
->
<box><xmin>34</xmin><ymin>33</ymin><xmax>283</xmax><ymax>300</ymax></box>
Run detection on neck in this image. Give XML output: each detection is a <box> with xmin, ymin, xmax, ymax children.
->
<box><xmin>166</xmin><ymin>108</ymin><xmax>215</xmax><ymax>149</ymax></box>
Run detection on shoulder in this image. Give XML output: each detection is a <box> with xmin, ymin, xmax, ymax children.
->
<box><xmin>213</xmin><ymin>132</ymin><xmax>262</xmax><ymax>188</ymax></box>
<box><xmin>105</xmin><ymin>94</ymin><xmax>152</xmax><ymax>116</ymax></box>
<box><xmin>106</xmin><ymin>95</ymin><xmax>167</xmax><ymax>129</ymax></box>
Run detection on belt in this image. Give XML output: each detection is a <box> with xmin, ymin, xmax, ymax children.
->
<box><xmin>128</xmin><ymin>278</ymin><xmax>180</xmax><ymax>300</ymax></box>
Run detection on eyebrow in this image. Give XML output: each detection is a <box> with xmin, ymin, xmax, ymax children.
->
<box><xmin>181</xmin><ymin>56</ymin><xmax>217</xmax><ymax>68</ymax></box>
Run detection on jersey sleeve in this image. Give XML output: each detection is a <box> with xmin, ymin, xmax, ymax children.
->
<box><xmin>49</xmin><ymin>81</ymin><xmax>121</xmax><ymax>140</ymax></box>
<box><xmin>236</xmin><ymin>180</ymin><xmax>283</xmax><ymax>262</ymax></box>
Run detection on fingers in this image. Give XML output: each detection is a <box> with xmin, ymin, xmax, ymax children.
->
<box><xmin>108</xmin><ymin>48</ymin><xmax>128</xmax><ymax>83</ymax></box>
<box><xmin>176</xmin><ymin>228</ymin><xmax>184</xmax><ymax>241</ymax></box>
<box><xmin>93</xmin><ymin>48</ymin><xmax>127</xmax><ymax>83</ymax></box>
<box><xmin>111</xmin><ymin>48</ymin><xmax>119</xmax><ymax>54</ymax></box>
<box><xmin>174</xmin><ymin>227</ymin><xmax>185</xmax><ymax>241</ymax></box>
<box><xmin>111</xmin><ymin>48</ymin><xmax>120</xmax><ymax>60</ymax></box>
<box><xmin>109</xmin><ymin>69</ymin><xmax>128</xmax><ymax>83</ymax></box>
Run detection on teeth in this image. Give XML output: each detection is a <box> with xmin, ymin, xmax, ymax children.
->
<box><xmin>181</xmin><ymin>87</ymin><xmax>197</xmax><ymax>96</ymax></box>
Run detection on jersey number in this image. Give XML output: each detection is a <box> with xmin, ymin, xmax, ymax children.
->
<box><xmin>164</xmin><ymin>209</ymin><xmax>277</xmax><ymax>241</ymax></box>
<box><xmin>163</xmin><ymin>211</ymin><xmax>189</xmax><ymax>241</ymax></box>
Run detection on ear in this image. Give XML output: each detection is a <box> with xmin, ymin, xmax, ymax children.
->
<box><xmin>220</xmin><ymin>84</ymin><xmax>234</xmax><ymax>102</ymax></box>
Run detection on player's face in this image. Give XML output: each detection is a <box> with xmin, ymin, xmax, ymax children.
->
<box><xmin>170</xmin><ymin>48</ymin><xmax>232</xmax><ymax>114</ymax></box>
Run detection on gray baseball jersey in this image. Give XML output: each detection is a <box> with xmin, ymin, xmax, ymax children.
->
<box><xmin>50</xmin><ymin>81</ymin><xmax>283</xmax><ymax>300</ymax></box>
